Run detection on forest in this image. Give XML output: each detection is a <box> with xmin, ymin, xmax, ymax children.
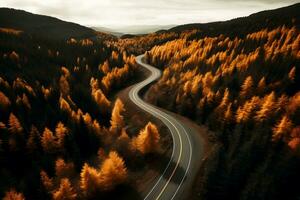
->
<box><xmin>1</xmin><ymin>2</ymin><xmax>300</xmax><ymax>200</ymax></box>
<box><xmin>145</xmin><ymin>19</ymin><xmax>300</xmax><ymax>200</ymax></box>
<box><xmin>0</xmin><ymin>26</ymin><xmax>161</xmax><ymax>199</ymax></box>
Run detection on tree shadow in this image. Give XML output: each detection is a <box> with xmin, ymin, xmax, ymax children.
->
<box><xmin>92</xmin><ymin>184</ymin><xmax>143</xmax><ymax>200</ymax></box>
<box><xmin>146</xmin><ymin>153</ymin><xmax>187</xmax><ymax>186</ymax></box>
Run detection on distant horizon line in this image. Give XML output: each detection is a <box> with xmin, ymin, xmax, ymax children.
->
<box><xmin>1</xmin><ymin>2</ymin><xmax>298</xmax><ymax>32</ymax></box>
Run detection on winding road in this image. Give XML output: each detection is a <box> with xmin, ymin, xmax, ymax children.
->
<box><xmin>128</xmin><ymin>55</ymin><xmax>205</xmax><ymax>200</ymax></box>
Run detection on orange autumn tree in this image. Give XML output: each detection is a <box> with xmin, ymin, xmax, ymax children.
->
<box><xmin>26</xmin><ymin>125</ymin><xmax>40</xmax><ymax>152</ymax></box>
<box><xmin>80</xmin><ymin>151</ymin><xmax>127</xmax><ymax>195</ymax></box>
<box><xmin>100</xmin><ymin>60</ymin><xmax>110</xmax><ymax>74</ymax></box>
<box><xmin>3</xmin><ymin>189</ymin><xmax>25</xmax><ymax>200</ymax></box>
<box><xmin>80</xmin><ymin>164</ymin><xmax>100</xmax><ymax>197</ymax></box>
<box><xmin>240</xmin><ymin>76</ymin><xmax>253</xmax><ymax>99</ymax></box>
<box><xmin>55</xmin><ymin>158</ymin><xmax>75</xmax><ymax>178</ymax></box>
<box><xmin>288</xmin><ymin>127</ymin><xmax>300</xmax><ymax>150</ymax></box>
<box><xmin>110</xmin><ymin>99</ymin><xmax>125</xmax><ymax>134</ymax></box>
<box><xmin>0</xmin><ymin>91</ymin><xmax>11</xmax><ymax>110</ymax></box>
<box><xmin>132</xmin><ymin>122</ymin><xmax>160</xmax><ymax>154</ymax></box>
<box><xmin>236</xmin><ymin>96</ymin><xmax>260</xmax><ymax>123</ymax></box>
<box><xmin>272</xmin><ymin>115</ymin><xmax>293</xmax><ymax>141</ymax></box>
<box><xmin>8</xmin><ymin>113</ymin><xmax>23</xmax><ymax>134</ymax></box>
<box><xmin>52</xmin><ymin>178</ymin><xmax>77</xmax><ymax>200</ymax></box>
<box><xmin>288</xmin><ymin>66</ymin><xmax>296</xmax><ymax>81</ymax></box>
<box><xmin>40</xmin><ymin>170</ymin><xmax>54</xmax><ymax>191</ymax></box>
<box><xmin>255</xmin><ymin>92</ymin><xmax>276</xmax><ymax>122</ymax></box>
<box><xmin>92</xmin><ymin>89</ymin><xmax>111</xmax><ymax>113</ymax></box>
<box><xmin>257</xmin><ymin>77</ymin><xmax>266</xmax><ymax>95</ymax></box>
<box><xmin>55</xmin><ymin>122</ymin><xmax>68</xmax><ymax>149</ymax></box>
<box><xmin>98</xmin><ymin>151</ymin><xmax>127</xmax><ymax>190</ymax></box>
<box><xmin>59</xmin><ymin>97</ymin><xmax>71</xmax><ymax>113</ymax></box>
<box><xmin>41</xmin><ymin>128</ymin><xmax>57</xmax><ymax>153</ymax></box>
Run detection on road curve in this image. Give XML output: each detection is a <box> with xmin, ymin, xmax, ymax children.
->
<box><xmin>129</xmin><ymin>55</ymin><xmax>205</xmax><ymax>200</ymax></box>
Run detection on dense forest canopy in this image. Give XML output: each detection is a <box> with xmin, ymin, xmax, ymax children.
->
<box><xmin>0</xmin><ymin>2</ymin><xmax>300</xmax><ymax>200</ymax></box>
<box><xmin>0</xmin><ymin>17</ymin><xmax>162</xmax><ymax>199</ymax></box>
<box><xmin>144</xmin><ymin>6</ymin><xmax>300</xmax><ymax>199</ymax></box>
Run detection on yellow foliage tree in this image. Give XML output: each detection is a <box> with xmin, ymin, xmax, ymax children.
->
<box><xmin>41</xmin><ymin>128</ymin><xmax>57</xmax><ymax>153</ymax></box>
<box><xmin>55</xmin><ymin>158</ymin><xmax>74</xmax><ymax>178</ymax></box>
<box><xmin>61</xmin><ymin>66</ymin><xmax>70</xmax><ymax>78</ymax></box>
<box><xmin>236</xmin><ymin>96</ymin><xmax>260</xmax><ymax>123</ymax></box>
<box><xmin>255</xmin><ymin>92</ymin><xmax>276</xmax><ymax>122</ymax></box>
<box><xmin>100</xmin><ymin>60</ymin><xmax>110</xmax><ymax>74</ymax></box>
<box><xmin>26</xmin><ymin>125</ymin><xmax>40</xmax><ymax>152</ymax></box>
<box><xmin>59</xmin><ymin>75</ymin><xmax>70</xmax><ymax>97</ymax></box>
<box><xmin>133</xmin><ymin>122</ymin><xmax>160</xmax><ymax>154</ymax></box>
<box><xmin>110</xmin><ymin>99</ymin><xmax>125</xmax><ymax>134</ymax></box>
<box><xmin>52</xmin><ymin>178</ymin><xmax>77</xmax><ymax>200</ymax></box>
<box><xmin>59</xmin><ymin>97</ymin><xmax>71</xmax><ymax>113</ymax></box>
<box><xmin>3</xmin><ymin>189</ymin><xmax>25</xmax><ymax>200</ymax></box>
<box><xmin>8</xmin><ymin>113</ymin><xmax>23</xmax><ymax>134</ymax></box>
<box><xmin>92</xmin><ymin>89</ymin><xmax>111</xmax><ymax>113</ymax></box>
<box><xmin>55</xmin><ymin>122</ymin><xmax>68</xmax><ymax>148</ymax></box>
<box><xmin>240</xmin><ymin>76</ymin><xmax>253</xmax><ymax>99</ymax></box>
<box><xmin>0</xmin><ymin>91</ymin><xmax>11</xmax><ymax>110</ymax></box>
<box><xmin>98</xmin><ymin>151</ymin><xmax>127</xmax><ymax>190</ymax></box>
<box><xmin>288</xmin><ymin>66</ymin><xmax>296</xmax><ymax>81</ymax></box>
<box><xmin>257</xmin><ymin>77</ymin><xmax>266</xmax><ymax>95</ymax></box>
<box><xmin>40</xmin><ymin>170</ymin><xmax>53</xmax><ymax>191</ymax></box>
<box><xmin>272</xmin><ymin>115</ymin><xmax>293</xmax><ymax>141</ymax></box>
<box><xmin>288</xmin><ymin>127</ymin><xmax>300</xmax><ymax>150</ymax></box>
<box><xmin>80</xmin><ymin>163</ymin><xmax>100</xmax><ymax>196</ymax></box>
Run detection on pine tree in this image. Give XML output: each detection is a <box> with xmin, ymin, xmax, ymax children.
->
<box><xmin>3</xmin><ymin>189</ymin><xmax>25</xmax><ymax>200</ymax></box>
<box><xmin>236</xmin><ymin>96</ymin><xmax>260</xmax><ymax>123</ymax></box>
<box><xmin>0</xmin><ymin>91</ymin><xmax>11</xmax><ymax>110</ymax></box>
<box><xmin>80</xmin><ymin>163</ymin><xmax>100</xmax><ymax>196</ymax></box>
<box><xmin>257</xmin><ymin>77</ymin><xmax>266</xmax><ymax>95</ymax></box>
<box><xmin>92</xmin><ymin>89</ymin><xmax>111</xmax><ymax>112</ymax></box>
<box><xmin>288</xmin><ymin>66</ymin><xmax>296</xmax><ymax>82</ymax></box>
<box><xmin>255</xmin><ymin>92</ymin><xmax>276</xmax><ymax>122</ymax></box>
<box><xmin>100</xmin><ymin>60</ymin><xmax>110</xmax><ymax>74</ymax></box>
<box><xmin>52</xmin><ymin>178</ymin><xmax>77</xmax><ymax>200</ymax></box>
<box><xmin>110</xmin><ymin>99</ymin><xmax>125</xmax><ymax>134</ymax></box>
<box><xmin>55</xmin><ymin>158</ymin><xmax>74</xmax><ymax>178</ymax></box>
<box><xmin>21</xmin><ymin>93</ymin><xmax>31</xmax><ymax>110</ymax></box>
<box><xmin>55</xmin><ymin>122</ymin><xmax>68</xmax><ymax>148</ymax></box>
<box><xmin>60</xmin><ymin>97</ymin><xmax>71</xmax><ymax>113</ymax></box>
<box><xmin>41</xmin><ymin>128</ymin><xmax>57</xmax><ymax>153</ymax></box>
<box><xmin>40</xmin><ymin>170</ymin><xmax>53</xmax><ymax>191</ymax></box>
<box><xmin>59</xmin><ymin>75</ymin><xmax>70</xmax><ymax>97</ymax></box>
<box><xmin>8</xmin><ymin>113</ymin><xmax>23</xmax><ymax>134</ymax></box>
<box><xmin>133</xmin><ymin>122</ymin><xmax>160</xmax><ymax>154</ymax></box>
<box><xmin>272</xmin><ymin>115</ymin><xmax>293</xmax><ymax>141</ymax></box>
<box><xmin>26</xmin><ymin>125</ymin><xmax>40</xmax><ymax>152</ymax></box>
<box><xmin>98</xmin><ymin>151</ymin><xmax>127</xmax><ymax>190</ymax></box>
<box><xmin>240</xmin><ymin>76</ymin><xmax>253</xmax><ymax>99</ymax></box>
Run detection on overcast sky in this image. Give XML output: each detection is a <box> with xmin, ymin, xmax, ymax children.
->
<box><xmin>1</xmin><ymin>0</ymin><xmax>299</xmax><ymax>28</ymax></box>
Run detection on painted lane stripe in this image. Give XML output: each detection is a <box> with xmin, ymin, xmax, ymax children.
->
<box><xmin>128</xmin><ymin>55</ymin><xmax>193</xmax><ymax>200</ymax></box>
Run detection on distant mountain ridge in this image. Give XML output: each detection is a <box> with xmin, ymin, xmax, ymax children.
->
<box><xmin>168</xmin><ymin>3</ymin><xmax>300</xmax><ymax>37</ymax></box>
<box><xmin>93</xmin><ymin>25</ymin><xmax>176</xmax><ymax>36</ymax></box>
<box><xmin>0</xmin><ymin>7</ymin><xmax>96</xmax><ymax>40</ymax></box>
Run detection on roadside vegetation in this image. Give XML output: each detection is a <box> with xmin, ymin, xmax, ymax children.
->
<box><xmin>0</xmin><ymin>27</ymin><xmax>161</xmax><ymax>199</ymax></box>
<box><xmin>145</xmin><ymin>21</ymin><xmax>300</xmax><ymax>200</ymax></box>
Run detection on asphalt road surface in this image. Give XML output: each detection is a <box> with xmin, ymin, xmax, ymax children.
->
<box><xmin>128</xmin><ymin>55</ymin><xmax>205</xmax><ymax>200</ymax></box>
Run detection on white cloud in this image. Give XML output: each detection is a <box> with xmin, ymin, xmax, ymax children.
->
<box><xmin>0</xmin><ymin>0</ymin><xmax>298</xmax><ymax>28</ymax></box>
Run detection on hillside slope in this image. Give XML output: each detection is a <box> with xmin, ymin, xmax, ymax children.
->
<box><xmin>0</xmin><ymin>8</ymin><xmax>96</xmax><ymax>40</ymax></box>
<box><xmin>143</xmin><ymin>3</ymin><xmax>300</xmax><ymax>200</ymax></box>
<box><xmin>169</xmin><ymin>3</ymin><xmax>300</xmax><ymax>38</ymax></box>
